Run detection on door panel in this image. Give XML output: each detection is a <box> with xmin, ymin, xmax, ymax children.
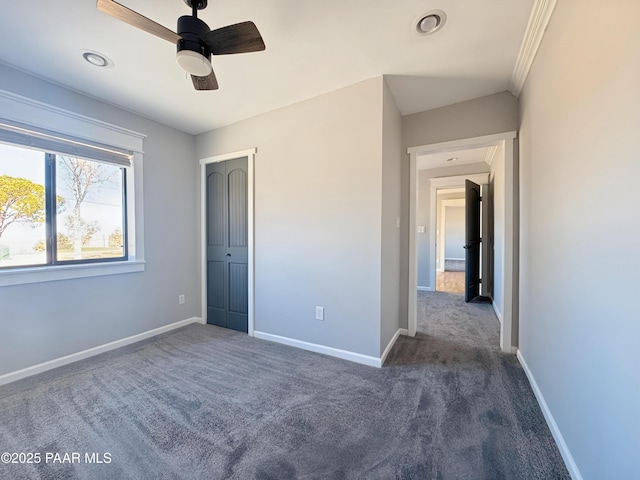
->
<box><xmin>465</xmin><ymin>180</ymin><xmax>481</xmax><ymax>302</ymax></box>
<box><xmin>228</xmin><ymin>168</ymin><xmax>247</xmax><ymax>248</ymax></box>
<box><xmin>206</xmin><ymin>158</ymin><xmax>249</xmax><ymax>332</ymax></box>
<box><xmin>228</xmin><ymin>262</ymin><xmax>248</xmax><ymax>314</ymax></box>
<box><xmin>207</xmin><ymin>260</ymin><xmax>226</xmax><ymax>327</ymax></box>
<box><xmin>207</xmin><ymin>171</ymin><xmax>225</xmax><ymax>246</ymax></box>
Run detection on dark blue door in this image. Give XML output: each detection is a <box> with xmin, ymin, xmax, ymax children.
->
<box><xmin>206</xmin><ymin>157</ymin><xmax>248</xmax><ymax>332</ymax></box>
<box><xmin>464</xmin><ymin>180</ymin><xmax>481</xmax><ymax>302</ymax></box>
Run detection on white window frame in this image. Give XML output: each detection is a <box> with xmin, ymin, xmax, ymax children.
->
<box><xmin>0</xmin><ymin>89</ymin><xmax>146</xmax><ymax>286</ymax></box>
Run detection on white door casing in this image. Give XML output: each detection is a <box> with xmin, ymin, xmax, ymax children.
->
<box><xmin>407</xmin><ymin>132</ymin><xmax>517</xmax><ymax>353</ymax></box>
<box><xmin>200</xmin><ymin>148</ymin><xmax>256</xmax><ymax>336</ymax></box>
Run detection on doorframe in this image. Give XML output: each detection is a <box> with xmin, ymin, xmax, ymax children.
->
<box><xmin>430</xmin><ymin>174</ymin><xmax>489</xmax><ymax>291</ymax></box>
<box><xmin>407</xmin><ymin>132</ymin><xmax>517</xmax><ymax>353</ymax></box>
<box><xmin>200</xmin><ymin>148</ymin><xmax>256</xmax><ymax>336</ymax></box>
<box><xmin>437</xmin><ymin>196</ymin><xmax>465</xmax><ymax>274</ymax></box>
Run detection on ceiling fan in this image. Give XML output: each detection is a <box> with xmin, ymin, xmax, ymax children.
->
<box><xmin>96</xmin><ymin>0</ymin><xmax>266</xmax><ymax>90</ymax></box>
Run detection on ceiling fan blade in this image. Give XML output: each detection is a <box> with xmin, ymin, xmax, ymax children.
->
<box><xmin>97</xmin><ymin>0</ymin><xmax>181</xmax><ymax>44</ymax></box>
<box><xmin>191</xmin><ymin>71</ymin><xmax>219</xmax><ymax>91</ymax></box>
<box><xmin>200</xmin><ymin>21</ymin><xmax>266</xmax><ymax>55</ymax></box>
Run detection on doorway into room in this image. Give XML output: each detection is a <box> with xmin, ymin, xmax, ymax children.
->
<box><xmin>407</xmin><ymin>132</ymin><xmax>517</xmax><ymax>353</ymax></box>
<box><xmin>435</xmin><ymin>189</ymin><xmax>466</xmax><ymax>294</ymax></box>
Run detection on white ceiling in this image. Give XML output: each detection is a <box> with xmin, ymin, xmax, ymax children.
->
<box><xmin>0</xmin><ymin>0</ymin><xmax>533</xmax><ymax>135</ymax></box>
<box><xmin>417</xmin><ymin>146</ymin><xmax>490</xmax><ymax>170</ymax></box>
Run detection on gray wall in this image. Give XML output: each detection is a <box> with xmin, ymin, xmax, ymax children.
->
<box><xmin>402</xmin><ymin>92</ymin><xmax>520</xmax><ymax>149</ymax></box>
<box><xmin>518</xmin><ymin>0</ymin><xmax>639</xmax><ymax>477</ymax></box>
<box><xmin>416</xmin><ymin>163</ymin><xmax>490</xmax><ymax>289</ymax></box>
<box><xmin>196</xmin><ymin>77</ymin><xmax>385</xmax><ymax>358</ymax></box>
<box><xmin>0</xmin><ymin>64</ymin><xmax>199</xmax><ymax>376</ymax></box>
<box><xmin>401</xmin><ymin>92</ymin><xmax>520</xmax><ymax>321</ymax></box>
<box><xmin>380</xmin><ymin>78</ymin><xmax>403</xmax><ymax>353</ymax></box>
<box><xmin>489</xmin><ymin>143</ymin><xmax>505</xmax><ymax>320</ymax></box>
<box><xmin>444</xmin><ymin>206</ymin><xmax>465</xmax><ymax>260</ymax></box>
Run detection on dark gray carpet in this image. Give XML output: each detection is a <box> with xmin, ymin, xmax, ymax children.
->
<box><xmin>0</xmin><ymin>292</ymin><xmax>569</xmax><ymax>479</ymax></box>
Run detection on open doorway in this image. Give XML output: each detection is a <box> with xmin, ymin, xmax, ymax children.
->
<box><xmin>435</xmin><ymin>189</ymin><xmax>465</xmax><ymax>294</ymax></box>
<box><xmin>407</xmin><ymin>132</ymin><xmax>517</xmax><ymax>353</ymax></box>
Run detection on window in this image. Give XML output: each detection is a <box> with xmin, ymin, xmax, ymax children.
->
<box><xmin>0</xmin><ymin>143</ymin><xmax>127</xmax><ymax>269</ymax></box>
<box><xmin>0</xmin><ymin>91</ymin><xmax>145</xmax><ymax>286</ymax></box>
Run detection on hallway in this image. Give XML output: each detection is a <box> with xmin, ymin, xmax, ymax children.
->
<box><xmin>385</xmin><ymin>291</ymin><xmax>569</xmax><ymax>478</ymax></box>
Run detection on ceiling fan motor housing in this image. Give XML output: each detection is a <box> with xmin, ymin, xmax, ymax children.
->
<box><xmin>177</xmin><ymin>15</ymin><xmax>211</xmax><ymax>60</ymax></box>
<box><xmin>183</xmin><ymin>0</ymin><xmax>207</xmax><ymax>9</ymax></box>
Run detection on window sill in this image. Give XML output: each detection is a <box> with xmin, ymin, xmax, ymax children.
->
<box><xmin>0</xmin><ymin>260</ymin><xmax>145</xmax><ymax>287</ymax></box>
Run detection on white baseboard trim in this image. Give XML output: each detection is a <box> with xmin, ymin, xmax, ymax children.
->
<box><xmin>380</xmin><ymin>328</ymin><xmax>404</xmax><ymax>366</ymax></box>
<box><xmin>399</xmin><ymin>328</ymin><xmax>409</xmax><ymax>336</ymax></box>
<box><xmin>0</xmin><ymin>317</ymin><xmax>203</xmax><ymax>387</ymax></box>
<box><xmin>254</xmin><ymin>331</ymin><xmax>382</xmax><ymax>368</ymax></box>
<box><xmin>516</xmin><ymin>349</ymin><xmax>583</xmax><ymax>480</ymax></box>
<box><xmin>492</xmin><ymin>301</ymin><xmax>503</xmax><ymax>325</ymax></box>
<box><xmin>417</xmin><ymin>286</ymin><xmax>433</xmax><ymax>292</ymax></box>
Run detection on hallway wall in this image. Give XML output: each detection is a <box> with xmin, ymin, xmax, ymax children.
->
<box><xmin>489</xmin><ymin>142</ymin><xmax>506</xmax><ymax>323</ymax></box>
<box><xmin>518</xmin><ymin>0</ymin><xmax>640</xmax><ymax>477</ymax></box>
<box><xmin>400</xmin><ymin>92</ymin><xmax>519</xmax><ymax>325</ymax></box>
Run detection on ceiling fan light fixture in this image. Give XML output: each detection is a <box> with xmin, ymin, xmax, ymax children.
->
<box><xmin>176</xmin><ymin>49</ymin><xmax>212</xmax><ymax>76</ymax></box>
<box><xmin>97</xmin><ymin>0</ymin><xmax>265</xmax><ymax>90</ymax></box>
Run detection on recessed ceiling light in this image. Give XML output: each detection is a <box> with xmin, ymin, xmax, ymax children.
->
<box><xmin>414</xmin><ymin>10</ymin><xmax>447</xmax><ymax>36</ymax></box>
<box><xmin>81</xmin><ymin>50</ymin><xmax>114</xmax><ymax>68</ymax></box>
<box><xmin>446</xmin><ymin>157</ymin><xmax>457</xmax><ymax>162</ymax></box>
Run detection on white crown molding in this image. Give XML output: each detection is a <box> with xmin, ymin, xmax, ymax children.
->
<box><xmin>485</xmin><ymin>145</ymin><xmax>498</xmax><ymax>166</ymax></box>
<box><xmin>509</xmin><ymin>0</ymin><xmax>558</xmax><ymax>97</ymax></box>
<box><xmin>430</xmin><ymin>173</ymin><xmax>490</xmax><ymax>188</ymax></box>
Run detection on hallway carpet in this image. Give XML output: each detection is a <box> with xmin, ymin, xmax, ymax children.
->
<box><xmin>0</xmin><ymin>293</ymin><xmax>569</xmax><ymax>479</ymax></box>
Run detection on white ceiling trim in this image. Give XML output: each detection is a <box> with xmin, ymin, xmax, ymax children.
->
<box><xmin>430</xmin><ymin>173</ymin><xmax>490</xmax><ymax>188</ymax></box>
<box><xmin>407</xmin><ymin>131</ymin><xmax>517</xmax><ymax>156</ymax></box>
<box><xmin>485</xmin><ymin>145</ymin><xmax>498</xmax><ymax>167</ymax></box>
<box><xmin>509</xmin><ymin>0</ymin><xmax>558</xmax><ymax>97</ymax></box>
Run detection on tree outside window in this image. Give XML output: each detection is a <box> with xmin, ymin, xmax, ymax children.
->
<box><xmin>0</xmin><ymin>143</ymin><xmax>126</xmax><ymax>268</ymax></box>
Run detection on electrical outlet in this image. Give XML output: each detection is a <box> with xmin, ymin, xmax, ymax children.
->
<box><xmin>315</xmin><ymin>306</ymin><xmax>324</xmax><ymax>321</ymax></box>
<box><xmin>178</xmin><ymin>294</ymin><xmax>185</xmax><ymax>305</ymax></box>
